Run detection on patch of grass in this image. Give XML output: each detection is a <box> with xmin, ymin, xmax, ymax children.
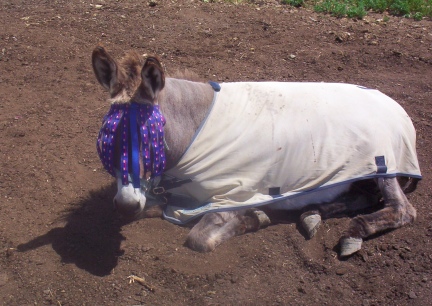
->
<box><xmin>281</xmin><ymin>0</ymin><xmax>306</xmax><ymax>7</ymax></box>
<box><xmin>314</xmin><ymin>0</ymin><xmax>366</xmax><ymax>18</ymax></box>
<box><xmin>362</xmin><ymin>0</ymin><xmax>388</xmax><ymax>12</ymax></box>
<box><xmin>283</xmin><ymin>0</ymin><xmax>432</xmax><ymax>19</ymax></box>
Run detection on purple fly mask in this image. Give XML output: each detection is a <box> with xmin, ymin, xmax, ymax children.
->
<box><xmin>97</xmin><ymin>102</ymin><xmax>166</xmax><ymax>190</ymax></box>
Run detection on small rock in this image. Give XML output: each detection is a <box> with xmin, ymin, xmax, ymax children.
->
<box><xmin>6</xmin><ymin>248</ymin><xmax>15</xmax><ymax>258</ymax></box>
<box><xmin>297</xmin><ymin>287</ymin><xmax>306</xmax><ymax>294</ymax></box>
<box><xmin>141</xmin><ymin>246</ymin><xmax>153</xmax><ymax>252</ymax></box>
<box><xmin>335</xmin><ymin>268</ymin><xmax>347</xmax><ymax>275</ymax></box>
<box><xmin>148</xmin><ymin>0</ymin><xmax>157</xmax><ymax>6</ymax></box>
<box><xmin>358</xmin><ymin>250</ymin><xmax>368</xmax><ymax>262</ymax></box>
<box><xmin>408</xmin><ymin>290</ymin><xmax>417</xmax><ymax>299</ymax></box>
<box><xmin>335</xmin><ymin>32</ymin><xmax>351</xmax><ymax>42</ymax></box>
<box><xmin>206</xmin><ymin>274</ymin><xmax>216</xmax><ymax>282</ymax></box>
<box><xmin>379</xmin><ymin>244</ymin><xmax>389</xmax><ymax>251</ymax></box>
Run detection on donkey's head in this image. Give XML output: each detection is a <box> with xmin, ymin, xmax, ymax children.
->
<box><xmin>92</xmin><ymin>46</ymin><xmax>166</xmax><ymax>216</ymax></box>
<box><xmin>92</xmin><ymin>46</ymin><xmax>165</xmax><ymax>104</ymax></box>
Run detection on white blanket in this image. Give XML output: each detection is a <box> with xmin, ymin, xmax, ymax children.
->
<box><xmin>163</xmin><ymin>82</ymin><xmax>421</xmax><ymax>224</ymax></box>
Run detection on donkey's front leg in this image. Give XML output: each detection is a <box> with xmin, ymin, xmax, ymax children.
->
<box><xmin>340</xmin><ymin>177</ymin><xmax>416</xmax><ymax>257</ymax></box>
<box><xmin>186</xmin><ymin>209</ymin><xmax>270</xmax><ymax>252</ymax></box>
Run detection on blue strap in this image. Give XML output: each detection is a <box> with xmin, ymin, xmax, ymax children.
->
<box><xmin>375</xmin><ymin>156</ymin><xmax>387</xmax><ymax>174</ymax></box>
<box><xmin>130</xmin><ymin>103</ymin><xmax>141</xmax><ymax>188</ymax></box>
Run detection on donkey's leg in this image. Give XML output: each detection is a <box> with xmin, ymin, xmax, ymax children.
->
<box><xmin>186</xmin><ymin>209</ymin><xmax>270</xmax><ymax>252</ymax></box>
<box><xmin>300</xmin><ymin>192</ymin><xmax>379</xmax><ymax>239</ymax></box>
<box><xmin>340</xmin><ymin>177</ymin><xmax>416</xmax><ymax>256</ymax></box>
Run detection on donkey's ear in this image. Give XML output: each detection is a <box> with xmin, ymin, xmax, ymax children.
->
<box><xmin>92</xmin><ymin>46</ymin><xmax>119</xmax><ymax>91</ymax></box>
<box><xmin>140</xmin><ymin>57</ymin><xmax>165</xmax><ymax>101</ymax></box>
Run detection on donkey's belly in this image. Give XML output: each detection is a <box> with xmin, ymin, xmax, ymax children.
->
<box><xmin>268</xmin><ymin>183</ymin><xmax>352</xmax><ymax>211</ymax></box>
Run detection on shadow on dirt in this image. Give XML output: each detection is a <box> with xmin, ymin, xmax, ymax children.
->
<box><xmin>17</xmin><ymin>183</ymin><xmax>129</xmax><ymax>276</ymax></box>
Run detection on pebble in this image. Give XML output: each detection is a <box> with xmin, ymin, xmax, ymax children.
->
<box><xmin>335</xmin><ymin>268</ymin><xmax>347</xmax><ymax>275</ymax></box>
<box><xmin>335</xmin><ymin>32</ymin><xmax>351</xmax><ymax>42</ymax></box>
<box><xmin>297</xmin><ymin>287</ymin><xmax>306</xmax><ymax>294</ymax></box>
<box><xmin>408</xmin><ymin>290</ymin><xmax>417</xmax><ymax>299</ymax></box>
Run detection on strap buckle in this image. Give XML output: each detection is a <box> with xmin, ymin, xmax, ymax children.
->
<box><xmin>152</xmin><ymin>186</ymin><xmax>166</xmax><ymax>195</ymax></box>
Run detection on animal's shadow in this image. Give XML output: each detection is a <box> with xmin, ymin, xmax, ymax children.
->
<box><xmin>17</xmin><ymin>183</ymin><xmax>131</xmax><ymax>276</ymax></box>
<box><xmin>16</xmin><ymin>180</ymin><xmax>395</xmax><ymax>273</ymax></box>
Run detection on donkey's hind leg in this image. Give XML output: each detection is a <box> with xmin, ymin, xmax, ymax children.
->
<box><xmin>301</xmin><ymin>182</ymin><xmax>380</xmax><ymax>239</ymax></box>
<box><xmin>186</xmin><ymin>209</ymin><xmax>270</xmax><ymax>252</ymax></box>
<box><xmin>340</xmin><ymin>177</ymin><xmax>416</xmax><ymax>257</ymax></box>
<box><xmin>300</xmin><ymin>197</ymin><xmax>373</xmax><ymax>239</ymax></box>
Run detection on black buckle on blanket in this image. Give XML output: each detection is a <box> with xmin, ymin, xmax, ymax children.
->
<box><xmin>269</xmin><ymin>187</ymin><xmax>281</xmax><ymax>197</ymax></box>
<box><xmin>152</xmin><ymin>187</ymin><xmax>166</xmax><ymax>195</ymax></box>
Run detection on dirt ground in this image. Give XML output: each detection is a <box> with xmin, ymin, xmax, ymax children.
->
<box><xmin>1</xmin><ymin>0</ymin><xmax>432</xmax><ymax>305</ymax></box>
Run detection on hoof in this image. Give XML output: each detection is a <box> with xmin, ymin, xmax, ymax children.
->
<box><xmin>340</xmin><ymin>237</ymin><xmax>363</xmax><ymax>257</ymax></box>
<box><xmin>300</xmin><ymin>213</ymin><xmax>321</xmax><ymax>239</ymax></box>
<box><xmin>250</xmin><ymin>209</ymin><xmax>271</xmax><ymax>229</ymax></box>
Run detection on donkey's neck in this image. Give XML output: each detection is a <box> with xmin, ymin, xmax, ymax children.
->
<box><xmin>159</xmin><ymin>78</ymin><xmax>214</xmax><ymax>169</ymax></box>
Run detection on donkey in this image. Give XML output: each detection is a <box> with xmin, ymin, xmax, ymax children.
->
<box><xmin>92</xmin><ymin>46</ymin><xmax>421</xmax><ymax>257</ymax></box>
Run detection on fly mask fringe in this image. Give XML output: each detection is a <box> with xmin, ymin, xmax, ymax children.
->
<box><xmin>97</xmin><ymin>103</ymin><xmax>167</xmax><ymax>186</ymax></box>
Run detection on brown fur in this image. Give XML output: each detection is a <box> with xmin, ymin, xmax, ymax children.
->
<box><xmin>102</xmin><ymin>50</ymin><xmax>203</xmax><ymax>103</ymax></box>
<box><xmin>116</xmin><ymin>51</ymin><xmax>145</xmax><ymax>100</ymax></box>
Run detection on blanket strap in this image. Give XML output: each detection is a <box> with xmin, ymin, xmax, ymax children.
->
<box><xmin>375</xmin><ymin>156</ymin><xmax>388</xmax><ymax>174</ymax></box>
<box><xmin>153</xmin><ymin>177</ymin><xmax>193</xmax><ymax>195</ymax></box>
<box><xmin>268</xmin><ymin>187</ymin><xmax>281</xmax><ymax>197</ymax></box>
<box><xmin>208</xmin><ymin>81</ymin><xmax>221</xmax><ymax>92</ymax></box>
